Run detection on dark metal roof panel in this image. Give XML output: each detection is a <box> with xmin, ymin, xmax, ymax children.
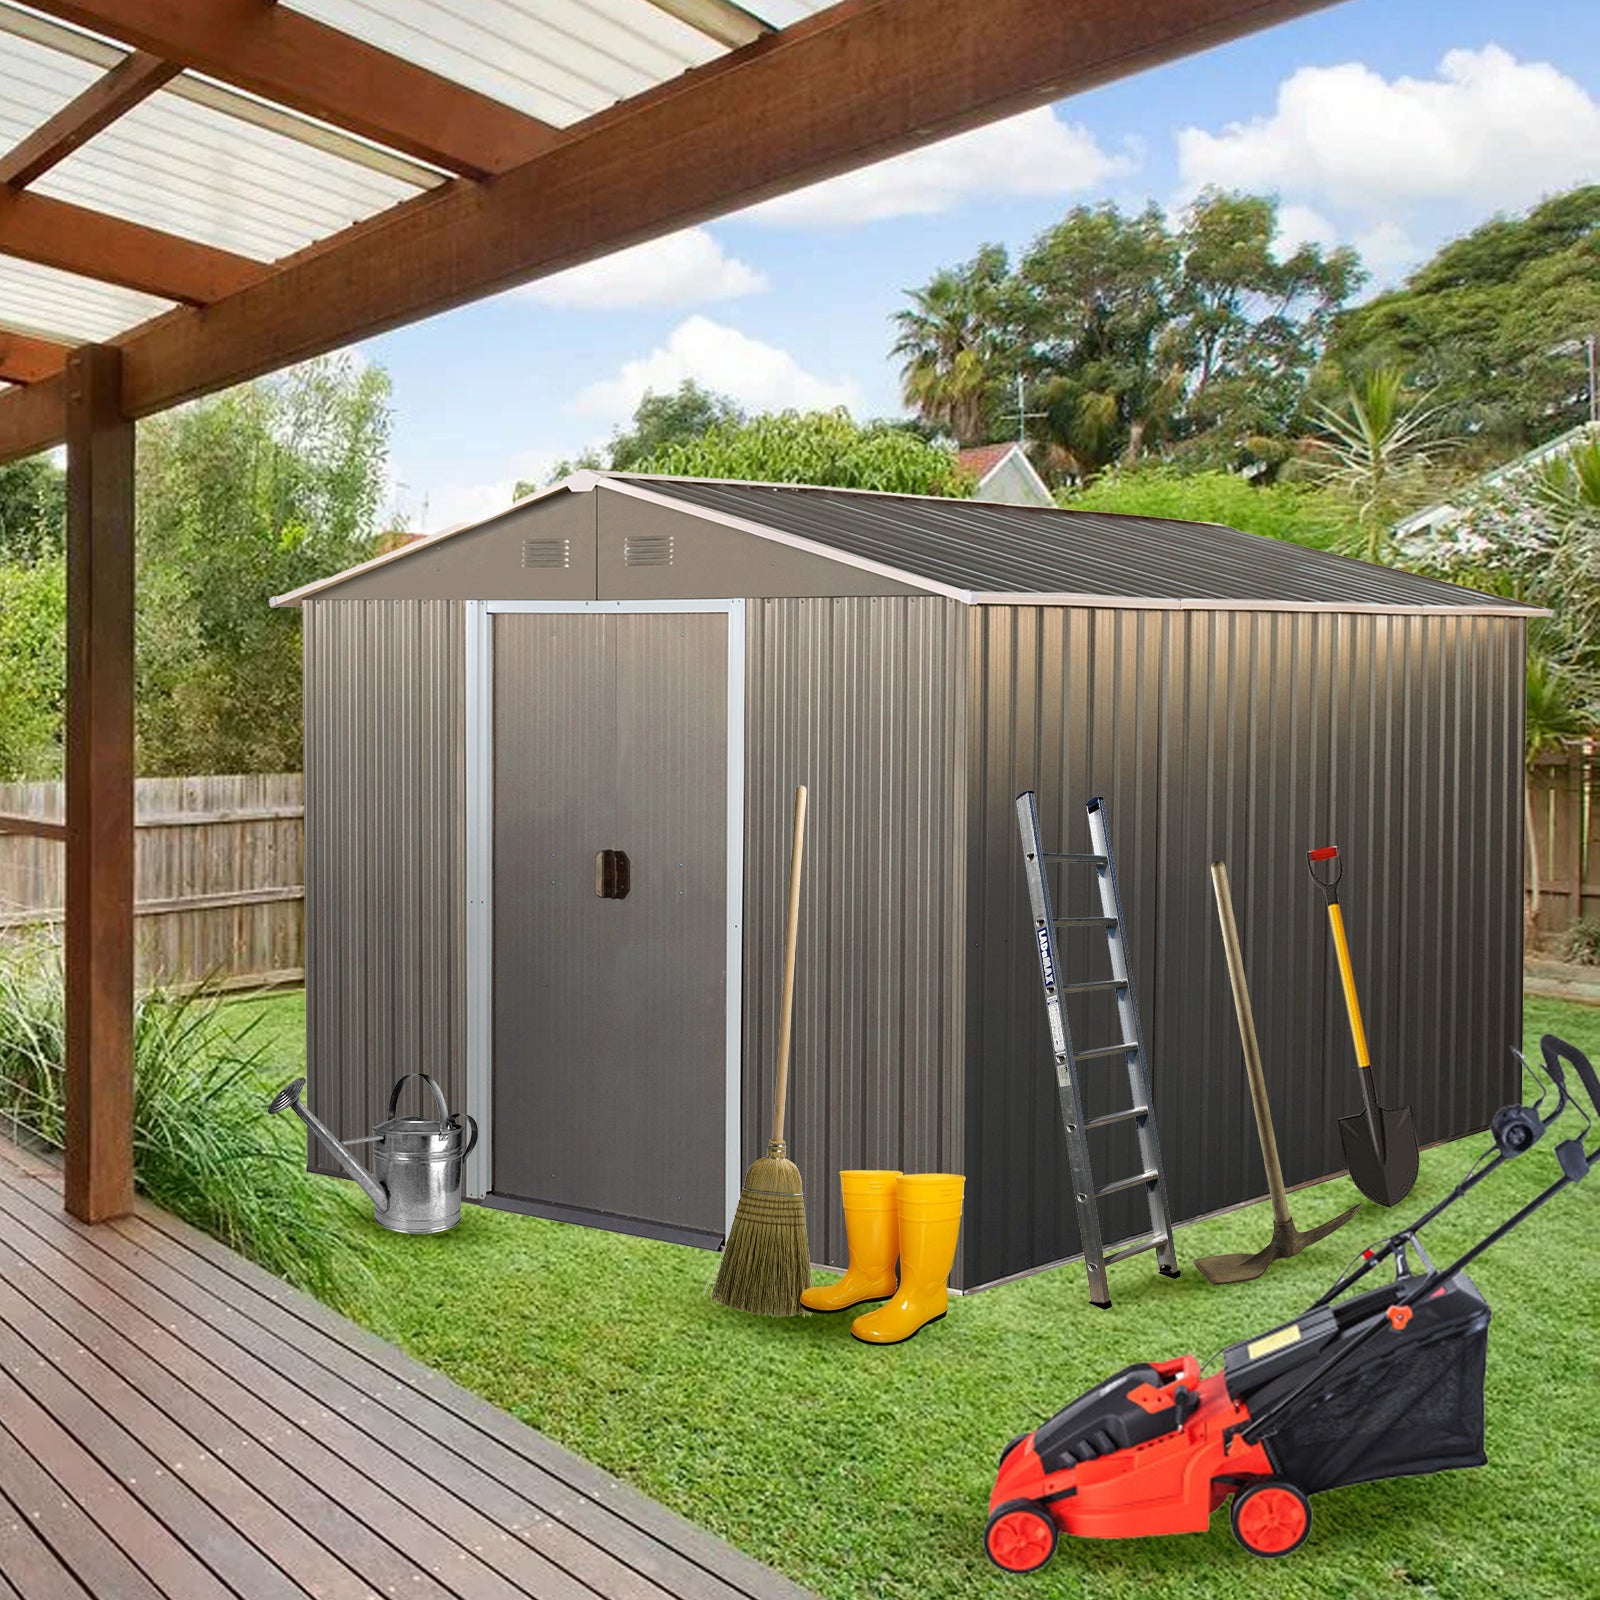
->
<box><xmin>618</xmin><ymin>477</ymin><xmax>1530</xmax><ymax>611</ymax></box>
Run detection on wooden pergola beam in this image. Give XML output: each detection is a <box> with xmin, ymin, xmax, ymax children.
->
<box><xmin>0</xmin><ymin>50</ymin><xmax>178</xmax><ymax>189</ymax></box>
<box><xmin>0</xmin><ymin>188</ymin><xmax>268</xmax><ymax>304</ymax></box>
<box><xmin>63</xmin><ymin>343</ymin><xmax>135</xmax><ymax>1224</ymax></box>
<box><xmin>0</xmin><ymin>0</ymin><xmax>1337</xmax><ymax>465</ymax></box>
<box><xmin>23</xmin><ymin>0</ymin><xmax>559</xmax><ymax>178</ymax></box>
<box><xmin>0</xmin><ymin>329</ymin><xmax>71</xmax><ymax>384</ymax></box>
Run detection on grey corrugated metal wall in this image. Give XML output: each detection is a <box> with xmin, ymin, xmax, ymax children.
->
<box><xmin>743</xmin><ymin>597</ymin><xmax>972</xmax><ymax>1280</ymax></box>
<box><xmin>965</xmin><ymin>606</ymin><xmax>1524</xmax><ymax>1288</ymax></box>
<box><xmin>302</xmin><ymin>599</ymin><xmax>464</xmax><ymax>1173</ymax></box>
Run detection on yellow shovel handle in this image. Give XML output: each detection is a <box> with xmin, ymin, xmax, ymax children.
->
<box><xmin>1325</xmin><ymin>903</ymin><xmax>1371</xmax><ymax>1070</ymax></box>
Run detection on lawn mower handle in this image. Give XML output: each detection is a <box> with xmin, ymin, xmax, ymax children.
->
<box><xmin>1542</xmin><ymin>1034</ymin><xmax>1600</xmax><ymax>1122</ymax></box>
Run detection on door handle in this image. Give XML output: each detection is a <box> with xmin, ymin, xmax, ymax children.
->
<box><xmin>595</xmin><ymin>849</ymin><xmax>631</xmax><ymax>900</ymax></box>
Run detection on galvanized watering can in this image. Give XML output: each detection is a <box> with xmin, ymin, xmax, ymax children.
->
<box><xmin>269</xmin><ymin>1073</ymin><xmax>477</xmax><ymax>1234</ymax></box>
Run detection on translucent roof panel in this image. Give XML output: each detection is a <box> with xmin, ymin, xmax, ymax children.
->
<box><xmin>35</xmin><ymin>76</ymin><xmax>439</xmax><ymax>264</ymax></box>
<box><xmin>283</xmin><ymin>0</ymin><xmax>726</xmax><ymax>127</ymax></box>
<box><xmin>0</xmin><ymin>257</ymin><xmax>173</xmax><ymax>344</ymax></box>
<box><xmin>740</xmin><ymin>0</ymin><xmax>835</xmax><ymax>26</ymax></box>
<box><xmin>0</xmin><ymin>22</ymin><xmax>107</xmax><ymax>150</ymax></box>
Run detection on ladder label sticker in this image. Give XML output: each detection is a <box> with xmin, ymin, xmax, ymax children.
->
<box><xmin>1036</xmin><ymin>926</ymin><xmax>1056</xmax><ymax>989</ymax></box>
<box><xmin>1246</xmin><ymin>1323</ymin><xmax>1302</xmax><ymax>1360</ymax></box>
<box><xmin>1046</xmin><ymin>999</ymin><xmax>1067</xmax><ymax>1056</ymax></box>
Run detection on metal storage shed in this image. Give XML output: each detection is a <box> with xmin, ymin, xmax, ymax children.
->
<box><xmin>277</xmin><ymin>471</ymin><xmax>1535</xmax><ymax>1291</ymax></box>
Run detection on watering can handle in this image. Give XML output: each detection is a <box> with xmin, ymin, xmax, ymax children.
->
<box><xmin>388</xmin><ymin>1073</ymin><xmax>451</xmax><ymax>1122</ymax></box>
<box><xmin>453</xmin><ymin>1113</ymin><xmax>479</xmax><ymax>1161</ymax></box>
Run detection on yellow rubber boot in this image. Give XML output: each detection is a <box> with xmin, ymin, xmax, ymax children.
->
<box><xmin>800</xmin><ymin>1170</ymin><xmax>901</xmax><ymax>1312</ymax></box>
<box><xmin>850</xmin><ymin>1174</ymin><xmax>964</xmax><ymax>1345</ymax></box>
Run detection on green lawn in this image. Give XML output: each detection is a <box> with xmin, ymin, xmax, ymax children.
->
<box><xmin>228</xmin><ymin>991</ymin><xmax>1600</xmax><ymax>1600</ymax></box>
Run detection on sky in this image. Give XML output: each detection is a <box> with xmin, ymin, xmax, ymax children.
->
<box><xmin>360</xmin><ymin>0</ymin><xmax>1600</xmax><ymax>533</ymax></box>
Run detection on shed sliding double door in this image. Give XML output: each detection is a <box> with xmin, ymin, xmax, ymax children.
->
<box><xmin>492</xmin><ymin>610</ymin><xmax>730</xmax><ymax>1242</ymax></box>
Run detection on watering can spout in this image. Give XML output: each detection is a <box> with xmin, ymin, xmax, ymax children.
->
<box><xmin>267</xmin><ymin>1077</ymin><xmax>390</xmax><ymax>1214</ymax></box>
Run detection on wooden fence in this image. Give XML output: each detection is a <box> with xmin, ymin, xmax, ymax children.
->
<box><xmin>1528</xmin><ymin>746</ymin><xmax>1600</xmax><ymax>943</ymax></box>
<box><xmin>0</xmin><ymin>774</ymin><xmax>302</xmax><ymax>992</ymax></box>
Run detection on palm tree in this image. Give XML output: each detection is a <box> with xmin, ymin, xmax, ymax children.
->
<box><xmin>892</xmin><ymin>254</ymin><xmax>1005</xmax><ymax>446</ymax></box>
<box><xmin>1306</xmin><ymin>367</ymin><xmax>1456</xmax><ymax>561</ymax></box>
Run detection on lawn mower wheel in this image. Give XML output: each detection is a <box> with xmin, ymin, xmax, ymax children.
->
<box><xmin>1230</xmin><ymin>1480</ymin><xmax>1311</xmax><ymax>1557</ymax></box>
<box><xmin>985</xmin><ymin>1499</ymin><xmax>1058</xmax><ymax>1574</ymax></box>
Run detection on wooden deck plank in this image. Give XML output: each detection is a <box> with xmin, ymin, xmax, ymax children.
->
<box><xmin>0</xmin><ymin>1477</ymin><xmax>92</xmax><ymax>1600</ymax></box>
<box><xmin>126</xmin><ymin>1194</ymin><xmax>814</xmax><ymax>1600</ymax></box>
<box><xmin>0</xmin><ymin>1139</ymin><xmax>815</xmax><ymax>1600</ymax></box>
<box><xmin>0</xmin><ymin>1274</ymin><xmax>382</xmax><ymax>1600</ymax></box>
<box><xmin>0</xmin><ymin>1172</ymin><xmax>548</xmax><ymax>1600</ymax></box>
<box><xmin>0</xmin><ymin>1417</ymin><xmax>166</xmax><ymax>1600</ymax></box>
<box><xmin>0</xmin><ymin>1230</ymin><xmax>454</xmax><ymax>1600</ymax></box>
<box><xmin>112</xmin><ymin>1213</ymin><xmax>755</xmax><ymax>1600</ymax></box>
<box><xmin>0</xmin><ymin>1364</ymin><xmax>228</xmax><ymax>1600</ymax></box>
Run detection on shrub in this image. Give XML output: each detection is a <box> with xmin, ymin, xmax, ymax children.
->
<box><xmin>0</xmin><ymin>947</ymin><xmax>371</xmax><ymax>1312</ymax></box>
<box><xmin>1558</xmin><ymin>917</ymin><xmax>1600</xmax><ymax>967</ymax></box>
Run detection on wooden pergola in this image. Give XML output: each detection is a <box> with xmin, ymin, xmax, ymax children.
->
<box><xmin>0</xmin><ymin>0</ymin><xmax>1332</xmax><ymax>1224</ymax></box>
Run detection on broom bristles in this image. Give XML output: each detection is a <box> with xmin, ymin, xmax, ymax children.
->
<box><xmin>712</xmin><ymin>1142</ymin><xmax>811</xmax><ymax>1316</ymax></box>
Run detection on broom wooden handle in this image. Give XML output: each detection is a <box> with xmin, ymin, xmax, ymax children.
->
<box><xmin>770</xmin><ymin>785</ymin><xmax>808</xmax><ymax>1147</ymax></box>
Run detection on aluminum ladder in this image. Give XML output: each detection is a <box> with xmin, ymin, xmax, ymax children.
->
<box><xmin>1016</xmin><ymin>791</ymin><xmax>1181</xmax><ymax>1307</ymax></box>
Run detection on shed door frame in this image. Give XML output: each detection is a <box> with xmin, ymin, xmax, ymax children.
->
<box><xmin>463</xmin><ymin>599</ymin><xmax>747</xmax><ymax>1231</ymax></box>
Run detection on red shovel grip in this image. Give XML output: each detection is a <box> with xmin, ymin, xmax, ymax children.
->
<box><xmin>1308</xmin><ymin>847</ymin><xmax>1339</xmax><ymax>861</ymax></box>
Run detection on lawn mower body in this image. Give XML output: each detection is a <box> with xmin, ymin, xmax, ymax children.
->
<box><xmin>988</xmin><ymin>1267</ymin><xmax>1488</xmax><ymax>1568</ymax></box>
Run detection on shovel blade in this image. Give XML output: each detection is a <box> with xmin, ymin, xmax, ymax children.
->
<box><xmin>1339</xmin><ymin>1104</ymin><xmax>1418</xmax><ymax>1207</ymax></box>
<box><xmin>1195</xmin><ymin>1242</ymin><xmax>1279</xmax><ymax>1284</ymax></box>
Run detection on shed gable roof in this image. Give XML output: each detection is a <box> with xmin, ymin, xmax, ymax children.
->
<box><xmin>275</xmin><ymin>471</ymin><xmax>1539</xmax><ymax>614</ymax></box>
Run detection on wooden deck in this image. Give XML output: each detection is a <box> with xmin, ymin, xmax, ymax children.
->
<box><xmin>0</xmin><ymin>1135</ymin><xmax>815</xmax><ymax>1600</ymax></box>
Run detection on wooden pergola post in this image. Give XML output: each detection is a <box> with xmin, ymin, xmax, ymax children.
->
<box><xmin>63</xmin><ymin>343</ymin><xmax>135</xmax><ymax>1222</ymax></box>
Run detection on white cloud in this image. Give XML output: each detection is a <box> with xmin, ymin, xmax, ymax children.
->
<box><xmin>518</xmin><ymin>228</ymin><xmax>766</xmax><ymax>310</ymax></box>
<box><xmin>744</xmin><ymin>107</ymin><xmax>1138</xmax><ymax>228</ymax></box>
<box><xmin>410</xmin><ymin>450</ymin><xmax>571</xmax><ymax>533</ymax></box>
<box><xmin>1178</xmin><ymin>46</ymin><xmax>1600</xmax><ymax>215</ymax></box>
<box><xmin>572</xmin><ymin>316</ymin><xmax>862</xmax><ymax>427</ymax></box>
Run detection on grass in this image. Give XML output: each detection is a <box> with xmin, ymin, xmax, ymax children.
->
<box><xmin>228</xmin><ymin>991</ymin><xmax>1600</xmax><ymax>1600</ymax></box>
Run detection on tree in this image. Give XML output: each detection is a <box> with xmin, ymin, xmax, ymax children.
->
<box><xmin>1303</xmin><ymin>367</ymin><xmax>1456</xmax><ymax>561</ymax></box>
<box><xmin>0</xmin><ymin>455</ymin><xmax>66</xmax><ymax>564</ymax></box>
<box><xmin>517</xmin><ymin>381</ymin><xmax>745</xmax><ymax>496</ymax></box>
<box><xmin>891</xmin><ymin>246</ymin><xmax>1010</xmax><ymax>446</ymax></box>
<box><xmin>0</xmin><ymin>556</ymin><xmax>65</xmax><ymax>780</ymax></box>
<box><xmin>638</xmin><ymin>409</ymin><xmax>971</xmax><ymax>496</ymax></box>
<box><xmin>136</xmin><ymin>354</ymin><xmax>393</xmax><ymax>774</ymax></box>
<box><xmin>1325</xmin><ymin>186</ymin><xmax>1600</xmax><ymax>456</ymax></box>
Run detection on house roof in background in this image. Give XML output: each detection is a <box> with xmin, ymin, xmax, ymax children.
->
<box><xmin>276</xmin><ymin>471</ymin><xmax>1541</xmax><ymax>614</ymax></box>
<box><xmin>955</xmin><ymin>442</ymin><xmax>1022</xmax><ymax>483</ymax></box>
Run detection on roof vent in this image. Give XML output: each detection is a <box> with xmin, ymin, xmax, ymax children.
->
<box><xmin>522</xmin><ymin>538</ymin><xmax>570</xmax><ymax>569</ymax></box>
<box><xmin>624</xmin><ymin>534</ymin><xmax>674</xmax><ymax>567</ymax></box>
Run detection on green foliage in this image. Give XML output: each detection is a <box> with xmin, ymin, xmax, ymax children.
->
<box><xmin>1558</xmin><ymin>916</ymin><xmax>1600</xmax><ymax>967</ymax></box>
<box><xmin>1303</xmin><ymin>366</ymin><xmax>1459</xmax><ymax>560</ymax></box>
<box><xmin>0</xmin><ymin>455</ymin><xmax>66</xmax><ymax>563</ymax></box>
<box><xmin>1061</xmin><ymin>466</ymin><xmax>1356</xmax><ymax>550</ymax></box>
<box><xmin>638</xmin><ymin>408</ymin><xmax>972</xmax><ymax>496</ymax></box>
<box><xmin>135</xmin><ymin>354</ymin><xmax>392</xmax><ymax>774</ymax></box>
<box><xmin>0</xmin><ymin>556</ymin><xmax>65</xmax><ymax>779</ymax></box>
<box><xmin>894</xmin><ymin>190</ymin><xmax>1362</xmax><ymax>478</ymax></box>
<box><xmin>520</xmin><ymin>381</ymin><xmax>746</xmax><ymax>494</ymax></box>
<box><xmin>1326</xmin><ymin>186</ymin><xmax>1600</xmax><ymax>455</ymax></box>
<box><xmin>0</xmin><ymin>954</ymin><xmax>370</xmax><ymax>1311</ymax></box>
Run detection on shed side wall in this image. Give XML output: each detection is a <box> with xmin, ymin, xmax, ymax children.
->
<box><xmin>965</xmin><ymin>606</ymin><xmax>1524</xmax><ymax>1288</ymax></box>
<box><xmin>302</xmin><ymin>599</ymin><xmax>464</xmax><ymax>1170</ymax></box>
<box><xmin>744</xmin><ymin>597</ymin><xmax>970</xmax><ymax>1280</ymax></box>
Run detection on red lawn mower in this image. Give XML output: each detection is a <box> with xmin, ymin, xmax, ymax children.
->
<box><xmin>985</xmin><ymin>1034</ymin><xmax>1600</xmax><ymax>1572</ymax></box>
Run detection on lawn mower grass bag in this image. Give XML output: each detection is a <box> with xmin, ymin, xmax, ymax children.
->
<box><xmin>1223</xmin><ymin>1272</ymin><xmax>1490</xmax><ymax>1495</ymax></box>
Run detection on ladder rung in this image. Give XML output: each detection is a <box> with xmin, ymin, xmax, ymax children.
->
<box><xmin>1063</xmin><ymin>979</ymin><xmax>1127</xmax><ymax>994</ymax></box>
<box><xmin>1041</xmin><ymin>852</ymin><xmax>1108</xmax><ymax>865</ymax></box>
<box><xmin>1054</xmin><ymin>916</ymin><xmax>1117</xmax><ymax>927</ymax></box>
<box><xmin>1075</xmin><ymin>1043</ymin><xmax>1135</xmax><ymax>1062</ymax></box>
<box><xmin>1084</xmin><ymin>1104</ymin><xmax>1148</xmax><ymax>1129</ymax></box>
<box><xmin>1104</xmin><ymin>1234</ymin><xmax>1168</xmax><ymax>1266</ymax></box>
<box><xmin>1096</xmin><ymin>1169</ymin><xmax>1158</xmax><ymax>1199</ymax></box>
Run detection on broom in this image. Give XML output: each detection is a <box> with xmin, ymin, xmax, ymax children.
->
<box><xmin>713</xmin><ymin>784</ymin><xmax>811</xmax><ymax>1315</ymax></box>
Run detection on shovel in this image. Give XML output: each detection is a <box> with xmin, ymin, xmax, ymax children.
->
<box><xmin>1307</xmin><ymin>846</ymin><xmax>1419</xmax><ymax>1207</ymax></box>
<box><xmin>1196</xmin><ymin>862</ymin><xmax>1360</xmax><ymax>1285</ymax></box>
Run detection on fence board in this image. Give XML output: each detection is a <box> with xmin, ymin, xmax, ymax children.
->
<box><xmin>1527</xmin><ymin>746</ymin><xmax>1599</xmax><ymax>944</ymax></box>
<box><xmin>0</xmin><ymin>775</ymin><xmax>303</xmax><ymax>991</ymax></box>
